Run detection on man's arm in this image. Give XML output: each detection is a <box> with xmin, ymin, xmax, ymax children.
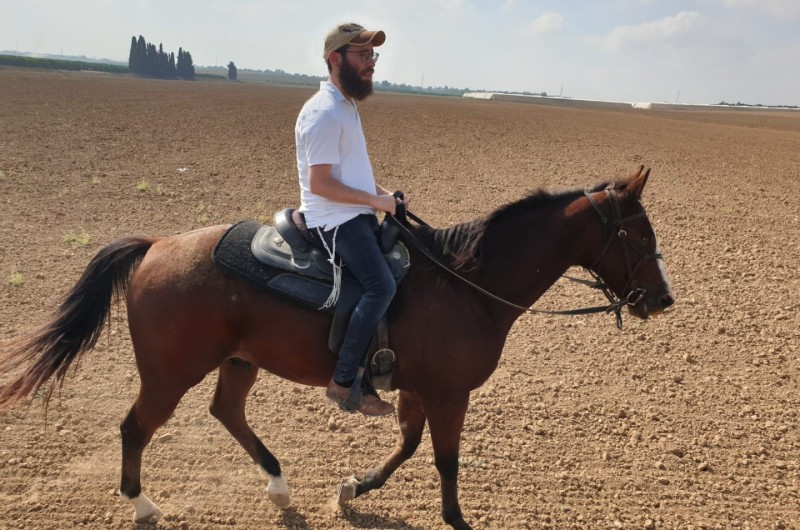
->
<box><xmin>309</xmin><ymin>164</ymin><xmax>396</xmax><ymax>214</ymax></box>
<box><xmin>377</xmin><ymin>183</ymin><xmax>410</xmax><ymax>207</ymax></box>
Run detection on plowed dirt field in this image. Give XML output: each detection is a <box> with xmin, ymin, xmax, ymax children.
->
<box><xmin>1</xmin><ymin>69</ymin><xmax>799</xmax><ymax>530</ymax></box>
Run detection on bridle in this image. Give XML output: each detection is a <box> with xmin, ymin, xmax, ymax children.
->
<box><xmin>572</xmin><ymin>187</ymin><xmax>663</xmax><ymax>328</ymax></box>
<box><xmin>387</xmin><ymin>187</ymin><xmax>661</xmax><ymax>329</ymax></box>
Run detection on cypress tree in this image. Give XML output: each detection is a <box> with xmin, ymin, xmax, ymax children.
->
<box><xmin>177</xmin><ymin>48</ymin><xmax>194</xmax><ymax>79</ymax></box>
<box><xmin>146</xmin><ymin>43</ymin><xmax>157</xmax><ymax>76</ymax></box>
<box><xmin>128</xmin><ymin>36</ymin><xmax>192</xmax><ymax>79</ymax></box>
<box><xmin>184</xmin><ymin>51</ymin><xmax>194</xmax><ymax>79</ymax></box>
<box><xmin>136</xmin><ymin>36</ymin><xmax>146</xmax><ymax>74</ymax></box>
<box><xmin>128</xmin><ymin>36</ymin><xmax>138</xmax><ymax>72</ymax></box>
<box><xmin>157</xmin><ymin>43</ymin><xmax>167</xmax><ymax>77</ymax></box>
<box><xmin>227</xmin><ymin>61</ymin><xmax>237</xmax><ymax>81</ymax></box>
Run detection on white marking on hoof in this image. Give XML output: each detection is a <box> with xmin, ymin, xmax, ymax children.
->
<box><xmin>259</xmin><ymin>467</ymin><xmax>290</xmax><ymax>509</ymax></box>
<box><xmin>121</xmin><ymin>492</ymin><xmax>162</xmax><ymax>524</ymax></box>
<box><xmin>337</xmin><ymin>476</ymin><xmax>359</xmax><ymax>506</ymax></box>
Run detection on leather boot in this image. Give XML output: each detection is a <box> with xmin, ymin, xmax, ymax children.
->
<box><xmin>326</xmin><ymin>380</ymin><xmax>394</xmax><ymax>417</ymax></box>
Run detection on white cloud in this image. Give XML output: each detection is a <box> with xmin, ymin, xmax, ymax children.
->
<box><xmin>531</xmin><ymin>12</ymin><xmax>564</xmax><ymax>35</ymax></box>
<box><xmin>601</xmin><ymin>11</ymin><xmax>704</xmax><ymax>51</ymax></box>
<box><xmin>433</xmin><ymin>0</ymin><xmax>466</xmax><ymax>11</ymax></box>
<box><xmin>753</xmin><ymin>39</ymin><xmax>800</xmax><ymax>64</ymax></box>
<box><xmin>709</xmin><ymin>0</ymin><xmax>800</xmax><ymax>18</ymax></box>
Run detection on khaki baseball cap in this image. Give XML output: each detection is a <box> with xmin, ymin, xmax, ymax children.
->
<box><xmin>323</xmin><ymin>23</ymin><xmax>386</xmax><ymax>59</ymax></box>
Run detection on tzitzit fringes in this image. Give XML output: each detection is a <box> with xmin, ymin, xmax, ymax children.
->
<box><xmin>317</xmin><ymin>225</ymin><xmax>342</xmax><ymax>310</ymax></box>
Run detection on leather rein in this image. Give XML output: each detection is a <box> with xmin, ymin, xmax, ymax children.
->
<box><xmin>388</xmin><ymin>188</ymin><xmax>661</xmax><ymax>329</ymax></box>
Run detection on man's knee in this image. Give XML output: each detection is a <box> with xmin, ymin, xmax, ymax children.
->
<box><xmin>364</xmin><ymin>271</ymin><xmax>396</xmax><ymax>307</ymax></box>
<box><xmin>381</xmin><ymin>278</ymin><xmax>397</xmax><ymax>302</ymax></box>
<box><xmin>367</xmin><ymin>275</ymin><xmax>395</xmax><ymax>302</ymax></box>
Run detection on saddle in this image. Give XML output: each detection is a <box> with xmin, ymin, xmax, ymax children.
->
<box><xmin>253</xmin><ymin>208</ymin><xmax>408</xmax><ymax>287</ymax></box>
<box><xmin>211</xmin><ymin>210</ymin><xmax>409</xmax><ymax>390</ymax></box>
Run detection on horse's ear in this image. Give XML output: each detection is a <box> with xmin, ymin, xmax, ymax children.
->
<box><xmin>625</xmin><ymin>166</ymin><xmax>650</xmax><ymax>198</ymax></box>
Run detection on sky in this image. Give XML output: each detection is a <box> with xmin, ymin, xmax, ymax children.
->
<box><xmin>2</xmin><ymin>0</ymin><xmax>799</xmax><ymax>106</ymax></box>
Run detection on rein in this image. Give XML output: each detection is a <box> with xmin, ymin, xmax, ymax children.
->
<box><xmin>388</xmin><ymin>188</ymin><xmax>656</xmax><ymax>329</ymax></box>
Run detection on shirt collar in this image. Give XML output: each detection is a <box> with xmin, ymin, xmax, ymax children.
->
<box><xmin>320</xmin><ymin>80</ymin><xmax>358</xmax><ymax>110</ymax></box>
<box><xmin>321</xmin><ymin>80</ymin><xmax>346</xmax><ymax>103</ymax></box>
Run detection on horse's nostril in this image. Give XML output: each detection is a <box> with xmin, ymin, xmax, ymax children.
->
<box><xmin>661</xmin><ymin>293</ymin><xmax>675</xmax><ymax>308</ymax></box>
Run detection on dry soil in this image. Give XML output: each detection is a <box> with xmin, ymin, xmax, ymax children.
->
<box><xmin>1</xmin><ymin>69</ymin><xmax>799</xmax><ymax>530</ymax></box>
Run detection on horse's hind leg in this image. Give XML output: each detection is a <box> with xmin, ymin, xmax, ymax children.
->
<box><xmin>209</xmin><ymin>357</ymin><xmax>289</xmax><ymax>508</ymax></box>
<box><xmin>338</xmin><ymin>390</ymin><xmax>427</xmax><ymax>503</ymax></box>
<box><xmin>120</xmin><ymin>383</ymin><xmax>188</xmax><ymax>524</ymax></box>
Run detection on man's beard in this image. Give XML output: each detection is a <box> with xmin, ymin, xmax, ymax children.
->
<box><xmin>339</xmin><ymin>57</ymin><xmax>373</xmax><ymax>101</ymax></box>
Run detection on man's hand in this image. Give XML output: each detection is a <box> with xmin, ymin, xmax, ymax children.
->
<box><xmin>394</xmin><ymin>192</ymin><xmax>410</xmax><ymax>209</ymax></box>
<box><xmin>372</xmin><ymin>194</ymin><xmax>397</xmax><ymax>215</ymax></box>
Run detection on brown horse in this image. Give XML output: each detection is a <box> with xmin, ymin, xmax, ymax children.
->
<box><xmin>0</xmin><ymin>166</ymin><xmax>673</xmax><ymax>529</ymax></box>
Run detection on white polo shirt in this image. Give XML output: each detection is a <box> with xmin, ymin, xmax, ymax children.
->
<box><xmin>295</xmin><ymin>81</ymin><xmax>377</xmax><ymax>230</ymax></box>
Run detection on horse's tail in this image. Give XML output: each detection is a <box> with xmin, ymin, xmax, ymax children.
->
<box><xmin>0</xmin><ymin>236</ymin><xmax>155</xmax><ymax>411</ymax></box>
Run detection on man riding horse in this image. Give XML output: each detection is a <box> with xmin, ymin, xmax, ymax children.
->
<box><xmin>295</xmin><ymin>23</ymin><xmax>404</xmax><ymax>416</ymax></box>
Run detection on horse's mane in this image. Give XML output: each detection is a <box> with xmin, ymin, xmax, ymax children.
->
<box><xmin>418</xmin><ymin>180</ymin><xmax>614</xmax><ymax>270</ymax></box>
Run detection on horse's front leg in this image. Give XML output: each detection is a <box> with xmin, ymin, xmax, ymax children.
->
<box><xmin>338</xmin><ymin>389</ymin><xmax>426</xmax><ymax>502</ymax></box>
<box><xmin>425</xmin><ymin>391</ymin><xmax>472</xmax><ymax>530</ymax></box>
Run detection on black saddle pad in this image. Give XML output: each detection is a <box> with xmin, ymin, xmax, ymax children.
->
<box><xmin>212</xmin><ymin>221</ymin><xmax>351</xmax><ymax>310</ymax></box>
<box><xmin>212</xmin><ymin>221</ymin><xmax>271</xmax><ymax>287</ymax></box>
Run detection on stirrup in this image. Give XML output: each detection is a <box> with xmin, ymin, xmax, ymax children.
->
<box><xmin>370</xmin><ymin>347</ymin><xmax>395</xmax><ymax>391</ymax></box>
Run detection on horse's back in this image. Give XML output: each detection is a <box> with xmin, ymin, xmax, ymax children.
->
<box><xmin>125</xmin><ymin>224</ymin><xmax>335</xmax><ymax>386</ymax></box>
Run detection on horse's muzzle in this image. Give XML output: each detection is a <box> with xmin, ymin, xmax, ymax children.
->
<box><xmin>629</xmin><ymin>289</ymin><xmax>675</xmax><ymax>319</ymax></box>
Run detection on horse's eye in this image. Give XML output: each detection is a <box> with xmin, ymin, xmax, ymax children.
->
<box><xmin>642</xmin><ymin>235</ymin><xmax>651</xmax><ymax>245</ymax></box>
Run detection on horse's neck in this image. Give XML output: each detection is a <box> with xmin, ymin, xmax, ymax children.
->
<box><xmin>474</xmin><ymin>203</ymin><xmax>591</xmax><ymax>322</ymax></box>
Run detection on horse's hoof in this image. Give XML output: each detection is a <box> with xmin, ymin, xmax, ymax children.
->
<box><xmin>337</xmin><ymin>476</ymin><xmax>359</xmax><ymax>505</ymax></box>
<box><xmin>268</xmin><ymin>491</ymin><xmax>291</xmax><ymax>509</ymax></box>
<box><xmin>134</xmin><ymin>511</ymin><xmax>162</xmax><ymax>525</ymax></box>
<box><xmin>125</xmin><ymin>493</ymin><xmax>162</xmax><ymax>524</ymax></box>
<box><xmin>133</xmin><ymin>504</ymin><xmax>163</xmax><ymax>525</ymax></box>
<box><xmin>267</xmin><ymin>476</ymin><xmax>291</xmax><ymax>509</ymax></box>
<box><xmin>449</xmin><ymin>516</ymin><xmax>474</xmax><ymax>530</ymax></box>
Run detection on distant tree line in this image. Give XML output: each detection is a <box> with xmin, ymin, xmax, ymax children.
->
<box><xmin>222</xmin><ymin>66</ymin><xmax>548</xmax><ymax>97</ymax></box>
<box><xmin>0</xmin><ymin>54</ymin><xmax>128</xmax><ymax>73</ymax></box>
<box><xmin>716</xmin><ymin>100</ymin><xmax>798</xmax><ymax>109</ymax></box>
<box><xmin>128</xmin><ymin>36</ymin><xmax>194</xmax><ymax>79</ymax></box>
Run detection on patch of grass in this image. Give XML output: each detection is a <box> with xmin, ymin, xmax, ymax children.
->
<box><xmin>253</xmin><ymin>201</ymin><xmax>271</xmax><ymax>224</ymax></box>
<box><xmin>91</xmin><ymin>176</ymin><xmax>101</xmax><ymax>185</ymax></box>
<box><xmin>64</xmin><ymin>229</ymin><xmax>91</xmax><ymax>247</ymax></box>
<box><xmin>137</xmin><ymin>180</ymin><xmax>150</xmax><ymax>192</ymax></box>
<box><xmin>9</xmin><ymin>271</ymin><xmax>23</xmax><ymax>287</ymax></box>
<box><xmin>0</xmin><ymin>169</ymin><xmax>6</xmax><ymax>181</ymax></box>
<box><xmin>196</xmin><ymin>202</ymin><xmax>213</xmax><ymax>224</ymax></box>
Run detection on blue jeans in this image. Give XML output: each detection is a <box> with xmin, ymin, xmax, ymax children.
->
<box><xmin>319</xmin><ymin>214</ymin><xmax>397</xmax><ymax>384</ymax></box>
